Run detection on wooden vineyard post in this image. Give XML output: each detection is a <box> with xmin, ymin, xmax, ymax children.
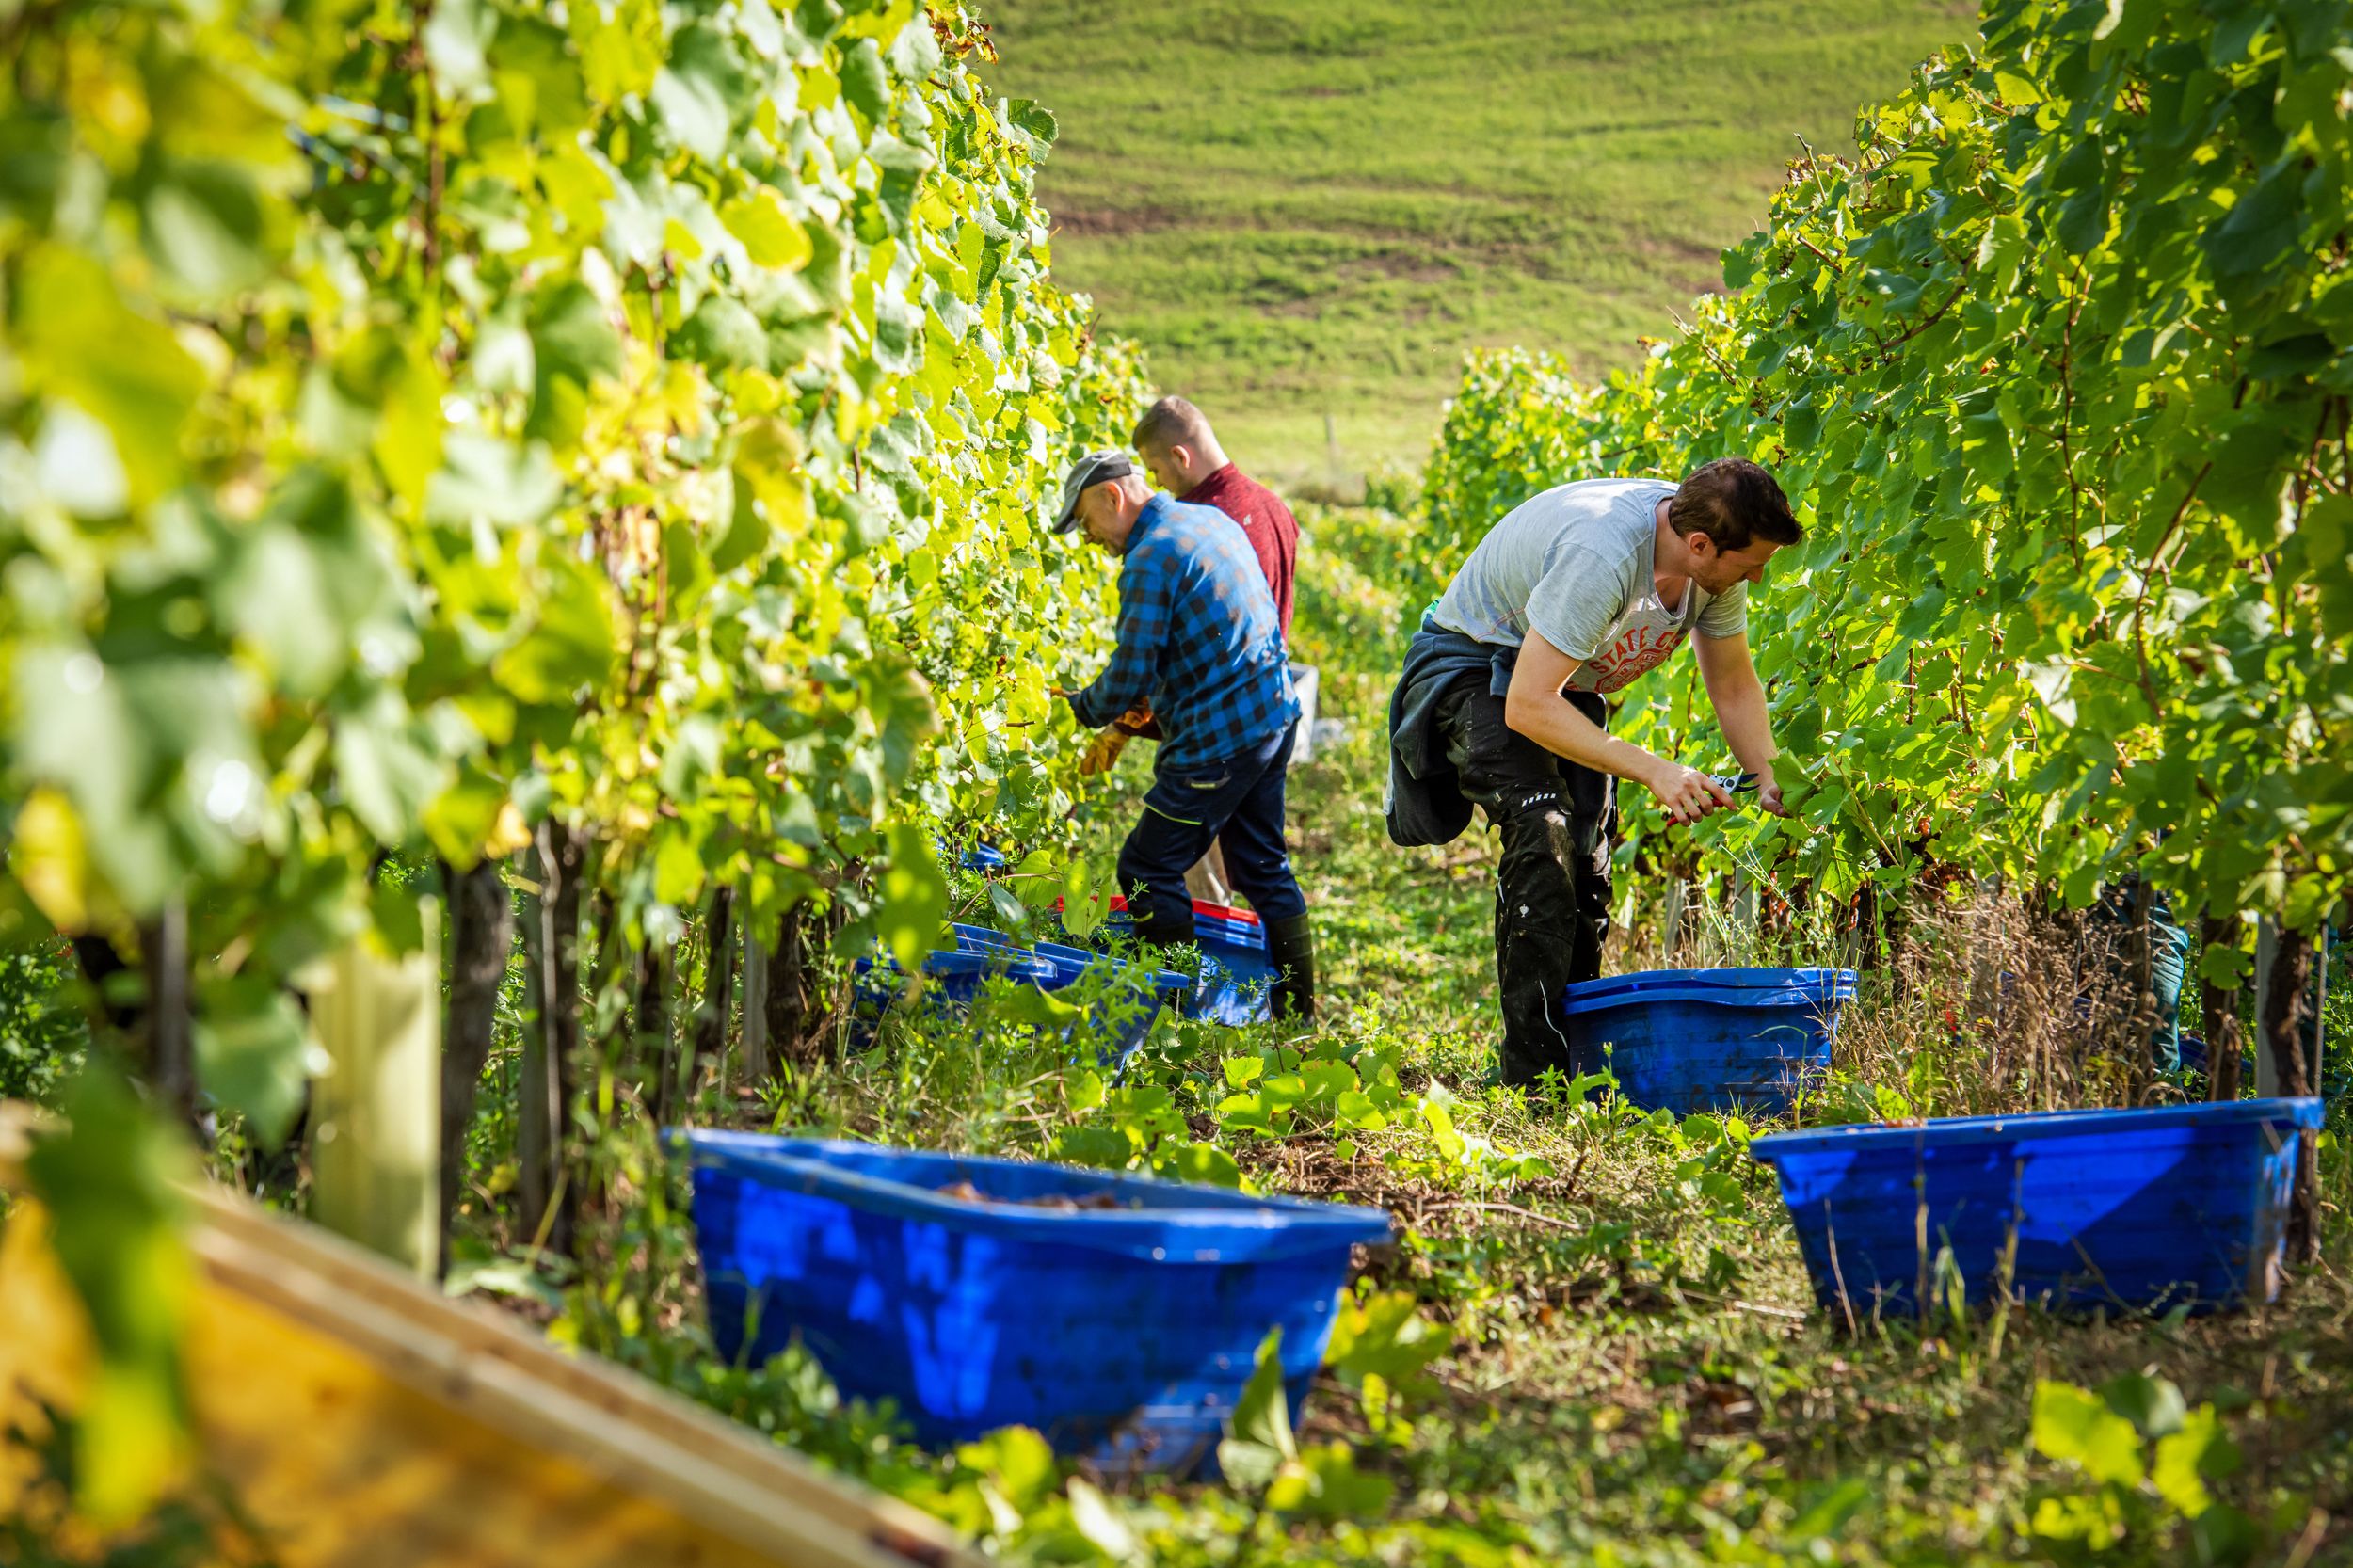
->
<box><xmin>685</xmin><ymin>887</ymin><xmax>736</xmax><ymax>1118</ymax></box>
<box><xmin>2258</xmin><ymin>923</ymin><xmax>2319</xmax><ymax>1263</ymax></box>
<box><xmin>2254</xmin><ymin>919</ymin><xmax>2279</xmax><ymax>1096</ymax></box>
<box><xmin>310</xmin><ymin>899</ymin><xmax>443</xmax><ymax>1277</ymax></box>
<box><xmin>523</xmin><ymin>822</ymin><xmax>584</xmax><ymax>1256</ymax></box>
<box><xmin>641</xmin><ymin>929</ymin><xmax>679</xmax><ymax>1128</ymax></box>
<box><xmin>765</xmin><ymin>902</ymin><xmax>833</xmax><ymax>1069</ymax></box>
<box><xmin>761</xmin><ymin>898</ymin><xmax>849</xmax><ymax>1066</ymax></box>
<box><xmin>2312</xmin><ymin>920</ymin><xmax>2330</xmax><ymax>1096</ymax></box>
<box><xmin>741</xmin><ymin>920</ymin><xmax>770</xmax><ymax>1086</ymax></box>
<box><xmin>518</xmin><ymin>872</ymin><xmax>552</xmax><ymax>1237</ymax></box>
<box><xmin>440</xmin><ymin>856</ymin><xmax>516</xmax><ymax>1272</ymax></box>
<box><xmin>2201</xmin><ymin>909</ymin><xmax>2246</xmax><ymax>1102</ymax></box>
<box><xmin>2253</xmin><ymin>920</ymin><xmax>2327</xmax><ymax>1101</ymax></box>
<box><xmin>143</xmin><ymin>898</ymin><xmax>197</xmax><ymax>1131</ymax></box>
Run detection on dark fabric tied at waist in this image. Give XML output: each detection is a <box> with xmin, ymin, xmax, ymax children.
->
<box><xmin>1385</xmin><ymin>616</ymin><xmax>1520</xmax><ymax>847</ymax></box>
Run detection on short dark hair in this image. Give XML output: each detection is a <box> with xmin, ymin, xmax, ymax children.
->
<box><xmin>1666</xmin><ymin>457</ymin><xmax>1801</xmax><ymax>553</ymax></box>
<box><xmin>1131</xmin><ymin>395</ymin><xmax>1212</xmax><ymax>455</ymax></box>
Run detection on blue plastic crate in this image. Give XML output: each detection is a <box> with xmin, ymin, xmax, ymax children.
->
<box><xmin>1091</xmin><ymin>901</ymin><xmax>1275</xmax><ymax>1026</ymax></box>
<box><xmin>850</xmin><ymin>948</ymin><xmax>1059</xmax><ymax>1048</ymax></box>
<box><xmin>936</xmin><ymin>836</ymin><xmax>1009</xmax><ymax>872</ymax></box>
<box><xmin>948</xmin><ymin>923</ymin><xmax>1189</xmax><ymax>1070</ymax></box>
<box><xmin>1751</xmin><ymin>1097</ymin><xmax>2324</xmax><ymax>1320</ymax></box>
<box><xmin>683</xmin><ymin>1132</ymin><xmax>1393</xmax><ymax>1475</ymax></box>
<box><xmin>1191</xmin><ymin>907</ymin><xmax>1275</xmax><ymax>1027</ymax></box>
<box><xmin>1561</xmin><ymin>967</ymin><xmax>1856</xmax><ymax>1115</ymax></box>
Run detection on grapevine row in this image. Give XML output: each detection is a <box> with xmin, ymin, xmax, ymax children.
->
<box><xmin>0</xmin><ymin>0</ymin><xmax>1146</xmax><ymax>1142</ymax></box>
<box><xmin>1423</xmin><ymin>0</ymin><xmax>2353</xmax><ymax>972</ymax></box>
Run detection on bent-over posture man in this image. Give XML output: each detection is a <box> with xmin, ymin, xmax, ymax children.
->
<box><xmin>1055</xmin><ymin>449</ymin><xmax>1317</xmax><ymax>1019</ymax></box>
<box><xmin>1385</xmin><ymin>458</ymin><xmax>1801</xmax><ymax>1087</ymax></box>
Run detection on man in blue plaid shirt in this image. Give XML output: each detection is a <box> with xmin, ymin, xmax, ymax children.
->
<box><xmin>1055</xmin><ymin>449</ymin><xmax>1315</xmax><ymax>1020</ymax></box>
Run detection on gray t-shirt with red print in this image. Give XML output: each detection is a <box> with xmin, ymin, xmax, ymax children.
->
<box><xmin>1429</xmin><ymin>477</ymin><xmax>1747</xmax><ymax>694</ymax></box>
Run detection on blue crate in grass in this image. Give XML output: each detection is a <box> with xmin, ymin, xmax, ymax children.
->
<box><xmin>849</xmin><ymin>948</ymin><xmax>1059</xmax><ymax>1048</ymax></box>
<box><xmin>1086</xmin><ymin>900</ymin><xmax>1275</xmax><ymax>1027</ymax></box>
<box><xmin>1751</xmin><ymin>1097</ymin><xmax>2324</xmax><ymax>1320</ymax></box>
<box><xmin>949</xmin><ymin>923</ymin><xmax>1189</xmax><ymax>1070</ymax></box>
<box><xmin>1561</xmin><ymin>967</ymin><xmax>1857</xmax><ymax>1115</ymax></box>
<box><xmin>1188</xmin><ymin>904</ymin><xmax>1278</xmax><ymax>1026</ymax></box>
<box><xmin>682</xmin><ymin>1131</ymin><xmax>1393</xmax><ymax>1476</ymax></box>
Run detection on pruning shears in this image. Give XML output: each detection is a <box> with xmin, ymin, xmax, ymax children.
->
<box><xmin>1708</xmin><ymin>771</ymin><xmax>1759</xmax><ymax>798</ymax></box>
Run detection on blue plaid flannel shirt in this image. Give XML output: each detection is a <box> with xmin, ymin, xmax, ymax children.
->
<box><xmin>1068</xmin><ymin>493</ymin><xmax>1298</xmax><ymax>770</ymax></box>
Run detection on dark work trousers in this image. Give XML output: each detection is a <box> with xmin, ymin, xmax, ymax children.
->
<box><xmin>1434</xmin><ymin>677</ymin><xmax>1616</xmax><ymax>1087</ymax></box>
<box><xmin>1118</xmin><ymin>727</ymin><xmax>1306</xmax><ymax>947</ymax></box>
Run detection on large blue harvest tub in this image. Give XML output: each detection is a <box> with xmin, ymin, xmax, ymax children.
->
<box><xmin>1562</xmin><ymin>967</ymin><xmax>1856</xmax><ymax>1115</ymax></box>
<box><xmin>1752</xmin><ymin>1097</ymin><xmax>2323</xmax><ymax>1320</ymax></box>
<box><xmin>684</xmin><ymin>1132</ymin><xmax>1393</xmax><ymax>1475</ymax></box>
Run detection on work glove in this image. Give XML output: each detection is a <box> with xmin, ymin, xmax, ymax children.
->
<box><xmin>1079</xmin><ymin>704</ymin><xmax>1159</xmax><ymax>776</ymax></box>
<box><xmin>1080</xmin><ymin>726</ymin><xmax>1131</xmax><ymax>776</ymax></box>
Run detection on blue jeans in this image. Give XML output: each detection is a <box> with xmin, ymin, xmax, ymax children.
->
<box><xmin>1118</xmin><ymin>727</ymin><xmax>1305</xmax><ymax>946</ymax></box>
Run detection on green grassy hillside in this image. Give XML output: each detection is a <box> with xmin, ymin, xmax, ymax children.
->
<box><xmin>981</xmin><ymin>0</ymin><xmax>1971</xmax><ymax>489</ymax></box>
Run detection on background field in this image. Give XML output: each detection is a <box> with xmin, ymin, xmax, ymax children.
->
<box><xmin>981</xmin><ymin>0</ymin><xmax>1972</xmax><ymax>490</ymax></box>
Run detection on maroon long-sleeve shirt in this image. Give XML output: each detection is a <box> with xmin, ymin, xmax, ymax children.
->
<box><xmin>1179</xmin><ymin>463</ymin><xmax>1298</xmax><ymax>637</ymax></box>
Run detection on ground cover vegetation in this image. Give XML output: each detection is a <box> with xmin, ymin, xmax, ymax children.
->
<box><xmin>976</xmin><ymin>0</ymin><xmax>1970</xmax><ymax>489</ymax></box>
<box><xmin>6</xmin><ymin>0</ymin><xmax>2353</xmax><ymax>1565</ymax></box>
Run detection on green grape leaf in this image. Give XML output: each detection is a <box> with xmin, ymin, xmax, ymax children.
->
<box><xmin>675</xmin><ymin>295</ymin><xmax>772</xmax><ymax>372</ymax></box>
<box><xmin>2032</xmin><ymin>1380</ymin><xmax>2146</xmax><ymax>1487</ymax></box>
<box><xmin>15</xmin><ymin>248</ymin><xmax>204</xmax><ymax>504</ymax></box>
<box><xmin>1323</xmin><ymin>1290</ymin><xmax>1451</xmax><ymax>1387</ymax></box>
<box><xmin>1269</xmin><ymin>1442</ymin><xmax>1394</xmax><ymax>1522</ymax></box>
<box><xmin>1215</xmin><ymin>1328</ymin><xmax>1295</xmax><ymax>1490</ymax></box>
<box><xmin>1003</xmin><ymin>98</ymin><xmax>1057</xmax><ymax>152</ymax></box>
<box><xmin>720</xmin><ymin>186</ymin><xmax>814</xmax><ymax>271</ymax></box>
<box><xmin>332</xmin><ymin>690</ymin><xmax>449</xmax><ymax>847</ymax></box>
<box><xmin>492</xmin><ymin>552</ymin><xmax>617</xmax><ymax>705</ymax></box>
<box><xmin>1155</xmin><ymin>1141</ymin><xmax>1242</xmax><ymax>1188</ymax></box>
<box><xmin>840</xmin><ymin>38</ymin><xmax>889</xmax><ymax>125</ymax></box>
<box><xmin>193</xmin><ymin>983</ymin><xmax>318</xmax><ymax>1148</ymax></box>
<box><xmin>652</xmin><ymin>22</ymin><xmax>755</xmax><ymax>160</ymax></box>
<box><xmin>424</xmin><ymin>0</ymin><xmax>500</xmax><ymax>91</ymax></box>
<box><xmin>2098</xmin><ymin>1371</ymin><xmax>2187</xmax><ymax>1440</ymax></box>
<box><xmin>425</xmin><ymin>433</ymin><xmax>563</xmax><ymax>527</ymax></box>
<box><xmin>140</xmin><ymin>161</ymin><xmax>267</xmax><ymax>298</ymax></box>
<box><xmin>527</xmin><ymin>280</ymin><xmax>624</xmax><ymax>441</ymax></box>
<box><xmin>2152</xmin><ymin>1405</ymin><xmax>2235</xmax><ymax>1517</ymax></box>
<box><xmin>875</xmin><ymin>819</ymin><xmax>947</xmax><ymax>971</ymax></box>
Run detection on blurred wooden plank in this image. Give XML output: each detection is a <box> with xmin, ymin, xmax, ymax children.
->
<box><xmin>0</xmin><ymin>1106</ymin><xmax>971</xmax><ymax>1568</ymax></box>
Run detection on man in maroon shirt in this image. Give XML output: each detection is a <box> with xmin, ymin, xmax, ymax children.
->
<box><xmin>1132</xmin><ymin>397</ymin><xmax>1299</xmax><ymax>636</ymax></box>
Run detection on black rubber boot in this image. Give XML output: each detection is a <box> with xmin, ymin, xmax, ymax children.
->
<box><xmin>1266</xmin><ymin>912</ymin><xmax>1317</xmax><ymax>1023</ymax></box>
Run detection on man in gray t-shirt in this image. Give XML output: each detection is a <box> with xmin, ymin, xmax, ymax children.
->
<box><xmin>1432</xmin><ymin>477</ymin><xmax>1750</xmax><ymax>692</ymax></box>
<box><xmin>1386</xmin><ymin>458</ymin><xmax>1804</xmax><ymax>1090</ymax></box>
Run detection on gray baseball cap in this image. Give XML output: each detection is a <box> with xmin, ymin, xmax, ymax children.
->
<box><xmin>1052</xmin><ymin>449</ymin><xmax>1135</xmax><ymax>534</ymax></box>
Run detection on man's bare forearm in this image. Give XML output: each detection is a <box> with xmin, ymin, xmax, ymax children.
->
<box><xmin>1711</xmin><ymin>670</ymin><xmax>1781</xmax><ymax>774</ymax></box>
<box><xmin>1502</xmin><ymin>691</ymin><xmax>1661</xmax><ymax>785</ymax></box>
